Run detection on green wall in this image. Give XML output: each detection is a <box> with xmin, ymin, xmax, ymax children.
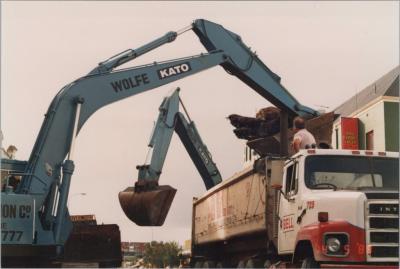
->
<box><xmin>384</xmin><ymin>101</ymin><xmax>399</xmax><ymax>152</ymax></box>
<box><xmin>357</xmin><ymin>119</ymin><xmax>365</xmax><ymax>150</ymax></box>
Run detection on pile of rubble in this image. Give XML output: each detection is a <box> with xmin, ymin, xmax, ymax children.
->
<box><xmin>227</xmin><ymin>106</ymin><xmax>335</xmax><ymax>156</ymax></box>
<box><xmin>228</xmin><ymin>107</ymin><xmax>282</xmax><ymax>140</ymax></box>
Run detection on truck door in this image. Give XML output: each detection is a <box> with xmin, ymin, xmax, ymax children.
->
<box><xmin>278</xmin><ymin>160</ymin><xmax>300</xmax><ymax>253</ymax></box>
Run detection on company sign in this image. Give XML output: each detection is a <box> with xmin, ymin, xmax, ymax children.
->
<box><xmin>341</xmin><ymin>117</ymin><xmax>359</xmax><ymax>149</ymax></box>
<box><xmin>157</xmin><ymin>62</ymin><xmax>192</xmax><ymax>79</ymax></box>
<box><xmin>1</xmin><ymin>194</ymin><xmax>35</xmax><ymax>244</ymax></box>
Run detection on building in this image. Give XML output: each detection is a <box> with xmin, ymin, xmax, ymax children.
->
<box><xmin>121</xmin><ymin>242</ymin><xmax>147</xmax><ymax>257</ymax></box>
<box><xmin>332</xmin><ymin>66</ymin><xmax>399</xmax><ymax>152</ymax></box>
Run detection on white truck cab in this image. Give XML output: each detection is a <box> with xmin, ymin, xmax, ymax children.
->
<box><xmin>278</xmin><ymin>149</ymin><xmax>399</xmax><ymax>266</ymax></box>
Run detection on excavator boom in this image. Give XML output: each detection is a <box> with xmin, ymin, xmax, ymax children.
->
<box><xmin>192</xmin><ymin>19</ymin><xmax>317</xmax><ymax>117</ymax></box>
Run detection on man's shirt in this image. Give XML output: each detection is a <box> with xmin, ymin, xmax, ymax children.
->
<box><xmin>293</xmin><ymin>129</ymin><xmax>316</xmax><ymax>149</ymax></box>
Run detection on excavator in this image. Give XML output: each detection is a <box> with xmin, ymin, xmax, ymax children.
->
<box><xmin>1</xmin><ymin>19</ymin><xmax>330</xmax><ymax>264</ymax></box>
<box><xmin>119</xmin><ymin>87</ymin><xmax>222</xmax><ymax>226</ymax></box>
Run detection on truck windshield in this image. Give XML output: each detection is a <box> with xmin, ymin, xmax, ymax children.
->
<box><xmin>304</xmin><ymin>156</ymin><xmax>399</xmax><ymax>191</ymax></box>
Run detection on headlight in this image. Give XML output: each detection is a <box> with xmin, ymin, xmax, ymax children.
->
<box><xmin>324</xmin><ymin>233</ymin><xmax>349</xmax><ymax>256</ymax></box>
<box><xmin>326</xmin><ymin>237</ymin><xmax>341</xmax><ymax>253</ymax></box>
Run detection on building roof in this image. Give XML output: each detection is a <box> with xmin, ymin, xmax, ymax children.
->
<box><xmin>335</xmin><ymin>66</ymin><xmax>399</xmax><ymax>117</ymax></box>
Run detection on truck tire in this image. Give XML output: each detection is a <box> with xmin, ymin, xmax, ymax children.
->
<box><xmin>263</xmin><ymin>259</ymin><xmax>272</xmax><ymax>268</ymax></box>
<box><xmin>237</xmin><ymin>260</ymin><xmax>246</xmax><ymax>268</ymax></box>
<box><xmin>245</xmin><ymin>258</ymin><xmax>263</xmax><ymax>268</ymax></box>
<box><xmin>216</xmin><ymin>261</ymin><xmax>230</xmax><ymax>268</ymax></box>
<box><xmin>99</xmin><ymin>261</ymin><xmax>122</xmax><ymax>268</ymax></box>
<box><xmin>194</xmin><ymin>261</ymin><xmax>204</xmax><ymax>268</ymax></box>
<box><xmin>202</xmin><ymin>261</ymin><xmax>215</xmax><ymax>268</ymax></box>
<box><xmin>300</xmin><ymin>257</ymin><xmax>320</xmax><ymax>269</ymax></box>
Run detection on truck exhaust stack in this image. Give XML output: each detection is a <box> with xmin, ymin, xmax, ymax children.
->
<box><xmin>118</xmin><ymin>185</ymin><xmax>176</xmax><ymax>226</ymax></box>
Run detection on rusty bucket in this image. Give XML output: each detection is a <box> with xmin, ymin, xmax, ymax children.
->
<box><xmin>118</xmin><ymin>185</ymin><xmax>176</xmax><ymax>226</ymax></box>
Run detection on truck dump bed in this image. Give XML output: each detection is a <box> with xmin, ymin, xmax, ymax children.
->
<box><xmin>193</xmin><ymin>158</ymin><xmax>284</xmax><ymax>246</ymax></box>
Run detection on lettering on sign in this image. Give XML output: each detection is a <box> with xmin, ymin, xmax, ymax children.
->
<box><xmin>282</xmin><ymin>214</ymin><xmax>294</xmax><ymax>232</ymax></box>
<box><xmin>111</xmin><ymin>73</ymin><xmax>150</xmax><ymax>93</ymax></box>
<box><xmin>2</xmin><ymin>204</ymin><xmax>31</xmax><ymax>219</ymax></box>
<box><xmin>357</xmin><ymin>243</ymin><xmax>365</xmax><ymax>255</ymax></box>
<box><xmin>344</xmin><ymin>132</ymin><xmax>357</xmax><ymax>146</ymax></box>
<box><xmin>198</xmin><ymin>147</ymin><xmax>210</xmax><ymax>165</ymax></box>
<box><xmin>2</xmin><ymin>231</ymin><xmax>24</xmax><ymax>242</ymax></box>
<box><xmin>157</xmin><ymin>62</ymin><xmax>192</xmax><ymax>79</ymax></box>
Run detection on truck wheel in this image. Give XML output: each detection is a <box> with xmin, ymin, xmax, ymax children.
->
<box><xmin>237</xmin><ymin>260</ymin><xmax>246</xmax><ymax>268</ymax></box>
<box><xmin>202</xmin><ymin>260</ymin><xmax>215</xmax><ymax>268</ymax></box>
<box><xmin>194</xmin><ymin>261</ymin><xmax>204</xmax><ymax>268</ymax></box>
<box><xmin>263</xmin><ymin>259</ymin><xmax>272</xmax><ymax>268</ymax></box>
<box><xmin>216</xmin><ymin>261</ymin><xmax>230</xmax><ymax>268</ymax></box>
<box><xmin>99</xmin><ymin>261</ymin><xmax>122</xmax><ymax>268</ymax></box>
<box><xmin>245</xmin><ymin>258</ymin><xmax>263</xmax><ymax>268</ymax></box>
<box><xmin>300</xmin><ymin>257</ymin><xmax>320</xmax><ymax>269</ymax></box>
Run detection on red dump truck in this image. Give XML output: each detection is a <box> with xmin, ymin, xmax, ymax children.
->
<box><xmin>191</xmin><ymin>149</ymin><xmax>399</xmax><ymax>268</ymax></box>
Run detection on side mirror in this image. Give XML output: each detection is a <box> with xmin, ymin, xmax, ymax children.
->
<box><xmin>272</xmin><ymin>184</ymin><xmax>294</xmax><ymax>202</ymax></box>
<box><xmin>271</xmin><ymin>184</ymin><xmax>286</xmax><ymax>199</ymax></box>
<box><xmin>271</xmin><ymin>184</ymin><xmax>282</xmax><ymax>190</ymax></box>
<box><xmin>280</xmin><ymin>189</ymin><xmax>289</xmax><ymax>201</ymax></box>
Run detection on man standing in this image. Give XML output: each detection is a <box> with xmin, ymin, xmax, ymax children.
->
<box><xmin>292</xmin><ymin>117</ymin><xmax>316</xmax><ymax>153</ymax></box>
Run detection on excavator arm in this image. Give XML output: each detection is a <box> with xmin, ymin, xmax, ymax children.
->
<box><xmin>119</xmin><ymin>88</ymin><xmax>222</xmax><ymax>226</ymax></box>
<box><xmin>136</xmin><ymin>88</ymin><xmax>222</xmax><ymax>190</ymax></box>
<box><xmin>4</xmin><ymin>19</ymin><xmax>320</xmax><ymax>247</ymax></box>
<box><xmin>175</xmin><ymin>111</ymin><xmax>222</xmax><ymax>190</ymax></box>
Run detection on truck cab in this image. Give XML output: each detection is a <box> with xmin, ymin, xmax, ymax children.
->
<box><xmin>278</xmin><ymin>149</ymin><xmax>399</xmax><ymax>266</ymax></box>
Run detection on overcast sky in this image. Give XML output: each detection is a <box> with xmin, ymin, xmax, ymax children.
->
<box><xmin>1</xmin><ymin>1</ymin><xmax>398</xmax><ymax>244</ymax></box>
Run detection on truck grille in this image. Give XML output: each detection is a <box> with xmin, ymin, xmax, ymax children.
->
<box><xmin>366</xmin><ymin>200</ymin><xmax>399</xmax><ymax>262</ymax></box>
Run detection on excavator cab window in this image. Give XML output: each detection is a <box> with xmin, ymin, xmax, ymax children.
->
<box><xmin>2</xmin><ymin>175</ymin><xmax>21</xmax><ymax>192</ymax></box>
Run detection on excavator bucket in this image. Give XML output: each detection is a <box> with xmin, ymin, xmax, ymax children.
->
<box><xmin>118</xmin><ymin>185</ymin><xmax>176</xmax><ymax>226</ymax></box>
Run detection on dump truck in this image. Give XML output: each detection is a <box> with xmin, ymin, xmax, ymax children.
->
<box><xmin>191</xmin><ymin>149</ymin><xmax>399</xmax><ymax>268</ymax></box>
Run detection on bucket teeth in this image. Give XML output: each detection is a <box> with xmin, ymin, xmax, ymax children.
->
<box><xmin>118</xmin><ymin>185</ymin><xmax>177</xmax><ymax>226</ymax></box>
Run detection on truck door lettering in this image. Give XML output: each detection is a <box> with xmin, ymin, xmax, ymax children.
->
<box><xmin>306</xmin><ymin>200</ymin><xmax>315</xmax><ymax>209</ymax></box>
<box><xmin>111</xmin><ymin>73</ymin><xmax>150</xmax><ymax>93</ymax></box>
<box><xmin>282</xmin><ymin>215</ymin><xmax>294</xmax><ymax>232</ymax></box>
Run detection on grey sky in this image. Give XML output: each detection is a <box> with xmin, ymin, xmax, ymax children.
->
<box><xmin>1</xmin><ymin>1</ymin><xmax>398</xmax><ymax>244</ymax></box>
